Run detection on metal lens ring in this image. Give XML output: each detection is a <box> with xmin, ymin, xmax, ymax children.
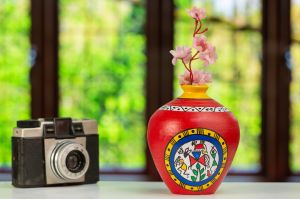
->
<box><xmin>50</xmin><ymin>141</ymin><xmax>90</xmax><ymax>180</ymax></box>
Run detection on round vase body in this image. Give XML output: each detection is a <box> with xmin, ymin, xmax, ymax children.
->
<box><xmin>147</xmin><ymin>85</ymin><xmax>240</xmax><ymax>195</ymax></box>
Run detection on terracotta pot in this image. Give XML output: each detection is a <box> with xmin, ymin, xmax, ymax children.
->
<box><xmin>147</xmin><ymin>85</ymin><xmax>240</xmax><ymax>195</ymax></box>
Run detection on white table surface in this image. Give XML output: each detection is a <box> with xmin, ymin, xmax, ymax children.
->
<box><xmin>0</xmin><ymin>181</ymin><xmax>299</xmax><ymax>199</ymax></box>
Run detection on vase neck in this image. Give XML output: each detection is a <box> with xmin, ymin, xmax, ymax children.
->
<box><xmin>179</xmin><ymin>85</ymin><xmax>210</xmax><ymax>99</ymax></box>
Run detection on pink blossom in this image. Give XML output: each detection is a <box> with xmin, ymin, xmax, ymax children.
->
<box><xmin>192</xmin><ymin>70</ymin><xmax>212</xmax><ymax>84</ymax></box>
<box><xmin>179</xmin><ymin>70</ymin><xmax>192</xmax><ymax>85</ymax></box>
<box><xmin>170</xmin><ymin>46</ymin><xmax>192</xmax><ymax>65</ymax></box>
<box><xmin>187</xmin><ymin>7</ymin><xmax>206</xmax><ymax>21</ymax></box>
<box><xmin>200</xmin><ymin>44</ymin><xmax>217</xmax><ymax>66</ymax></box>
<box><xmin>179</xmin><ymin>70</ymin><xmax>212</xmax><ymax>85</ymax></box>
<box><xmin>193</xmin><ymin>35</ymin><xmax>208</xmax><ymax>52</ymax></box>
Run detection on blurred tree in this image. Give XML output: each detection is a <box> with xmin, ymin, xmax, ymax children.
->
<box><xmin>0</xmin><ymin>0</ymin><xmax>30</xmax><ymax>166</ymax></box>
<box><xmin>59</xmin><ymin>0</ymin><xmax>146</xmax><ymax>169</ymax></box>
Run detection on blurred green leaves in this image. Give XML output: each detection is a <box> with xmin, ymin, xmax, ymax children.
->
<box><xmin>59</xmin><ymin>0</ymin><xmax>146</xmax><ymax>169</ymax></box>
<box><xmin>0</xmin><ymin>0</ymin><xmax>30</xmax><ymax>166</ymax></box>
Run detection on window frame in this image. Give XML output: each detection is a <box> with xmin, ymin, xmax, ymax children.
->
<box><xmin>30</xmin><ymin>0</ymin><xmax>58</xmax><ymax>118</ymax></box>
<box><xmin>261</xmin><ymin>0</ymin><xmax>291</xmax><ymax>180</ymax></box>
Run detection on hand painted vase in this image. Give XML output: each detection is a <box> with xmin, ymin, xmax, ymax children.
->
<box><xmin>147</xmin><ymin>85</ymin><xmax>239</xmax><ymax>195</ymax></box>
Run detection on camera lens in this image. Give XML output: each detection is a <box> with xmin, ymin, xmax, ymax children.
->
<box><xmin>50</xmin><ymin>141</ymin><xmax>90</xmax><ymax>180</ymax></box>
<box><xmin>66</xmin><ymin>150</ymin><xmax>86</xmax><ymax>173</ymax></box>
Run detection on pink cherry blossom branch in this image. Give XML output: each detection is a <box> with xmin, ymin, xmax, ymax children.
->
<box><xmin>170</xmin><ymin>7</ymin><xmax>217</xmax><ymax>85</ymax></box>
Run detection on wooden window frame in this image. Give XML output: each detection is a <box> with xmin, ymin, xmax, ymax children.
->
<box><xmin>145</xmin><ymin>0</ymin><xmax>174</xmax><ymax>180</ymax></box>
<box><xmin>30</xmin><ymin>0</ymin><xmax>58</xmax><ymax>118</ymax></box>
<box><xmin>261</xmin><ymin>0</ymin><xmax>291</xmax><ymax>181</ymax></box>
<box><xmin>27</xmin><ymin>0</ymin><xmax>294</xmax><ymax>181</ymax></box>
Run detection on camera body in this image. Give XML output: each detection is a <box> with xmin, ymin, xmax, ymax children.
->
<box><xmin>12</xmin><ymin>118</ymin><xmax>99</xmax><ymax>188</ymax></box>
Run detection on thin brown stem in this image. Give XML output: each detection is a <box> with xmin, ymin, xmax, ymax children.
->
<box><xmin>187</xmin><ymin>51</ymin><xmax>200</xmax><ymax>84</ymax></box>
<box><xmin>189</xmin><ymin>62</ymin><xmax>193</xmax><ymax>84</ymax></box>
<box><xmin>195</xmin><ymin>20</ymin><xmax>202</xmax><ymax>34</ymax></box>
<box><xmin>183</xmin><ymin>17</ymin><xmax>207</xmax><ymax>84</ymax></box>
<box><xmin>197</xmin><ymin>28</ymin><xmax>208</xmax><ymax>34</ymax></box>
<box><xmin>191</xmin><ymin>51</ymin><xmax>199</xmax><ymax>60</ymax></box>
<box><xmin>181</xmin><ymin>59</ymin><xmax>191</xmax><ymax>72</ymax></box>
<box><xmin>193</xmin><ymin>20</ymin><xmax>198</xmax><ymax>37</ymax></box>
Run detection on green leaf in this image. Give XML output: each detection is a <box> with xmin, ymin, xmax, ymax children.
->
<box><xmin>192</xmin><ymin>169</ymin><xmax>198</xmax><ymax>176</ymax></box>
<box><xmin>213</xmin><ymin>160</ymin><xmax>217</xmax><ymax>166</ymax></box>
<box><xmin>200</xmin><ymin>174</ymin><xmax>206</xmax><ymax>180</ymax></box>
<box><xmin>211</xmin><ymin>153</ymin><xmax>216</xmax><ymax>159</ymax></box>
<box><xmin>196</xmin><ymin>163</ymin><xmax>201</xmax><ymax>169</ymax></box>
<box><xmin>191</xmin><ymin>176</ymin><xmax>197</xmax><ymax>182</ymax></box>
<box><xmin>200</xmin><ymin>168</ymin><xmax>204</xmax><ymax>174</ymax></box>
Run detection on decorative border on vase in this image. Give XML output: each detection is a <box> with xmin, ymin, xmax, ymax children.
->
<box><xmin>159</xmin><ymin>105</ymin><xmax>230</xmax><ymax>112</ymax></box>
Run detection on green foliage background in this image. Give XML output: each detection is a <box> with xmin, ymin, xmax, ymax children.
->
<box><xmin>59</xmin><ymin>0</ymin><xmax>146</xmax><ymax>169</ymax></box>
<box><xmin>0</xmin><ymin>0</ymin><xmax>30</xmax><ymax>166</ymax></box>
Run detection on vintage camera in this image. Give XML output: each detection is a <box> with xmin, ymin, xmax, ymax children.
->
<box><xmin>12</xmin><ymin>118</ymin><xmax>99</xmax><ymax>188</ymax></box>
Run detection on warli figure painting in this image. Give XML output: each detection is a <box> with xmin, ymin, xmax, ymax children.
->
<box><xmin>165</xmin><ymin>128</ymin><xmax>227</xmax><ymax>191</ymax></box>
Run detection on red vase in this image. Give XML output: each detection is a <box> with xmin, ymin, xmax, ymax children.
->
<box><xmin>147</xmin><ymin>85</ymin><xmax>240</xmax><ymax>195</ymax></box>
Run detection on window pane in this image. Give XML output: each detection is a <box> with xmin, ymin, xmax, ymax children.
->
<box><xmin>0</xmin><ymin>0</ymin><xmax>30</xmax><ymax>166</ymax></box>
<box><xmin>290</xmin><ymin>0</ymin><xmax>300</xmax><ymax>173</ymax></box>
<box><xmin>59</xmin><ymin>0</ymin><xmax>146</xmax><ymax>170</ymax></box>
<box><xmin>174</xmin><ymin>0</ymin><xmax>262</xmax><ymax>171</ymax></box>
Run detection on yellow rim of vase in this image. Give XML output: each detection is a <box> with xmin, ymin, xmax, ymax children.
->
<box><xmin>179</xmin><ymin>84</ymin><xmax>210</xmax><ymax>99</ymax></box>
